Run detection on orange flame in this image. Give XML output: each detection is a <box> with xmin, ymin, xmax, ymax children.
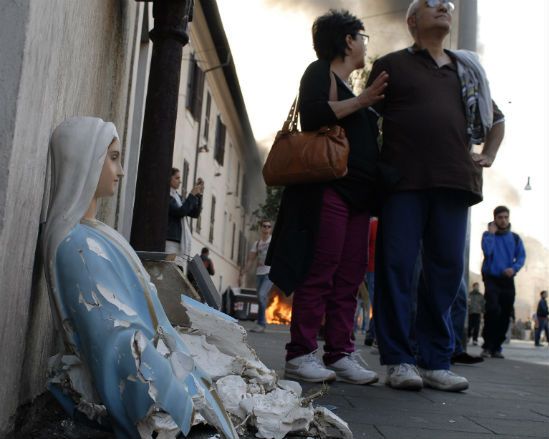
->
<box><xmin>266</xmin><ymin>293</ymin><xmax>292</xmax><ymax>325</ymax></box>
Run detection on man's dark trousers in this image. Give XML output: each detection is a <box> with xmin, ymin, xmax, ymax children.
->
<box><xmin>468</xmin><ymin>313</ymin><xmax>481</xmax><ymax>342</ymax></box>
<box><xmin>482</xmin><ymin>276</ymin><xmax>515</xmax><ymax>353</ymax></box>
<box><xmin>374</xmin><ymin>190</ymin><xmax>468</xmax><ymax>370</ymax></box>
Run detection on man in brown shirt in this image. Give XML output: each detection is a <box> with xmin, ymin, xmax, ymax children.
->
<box><xmin>368</xmin><ymin>0</ymin><xmax>505</xmax><ymax>392</ymax></box>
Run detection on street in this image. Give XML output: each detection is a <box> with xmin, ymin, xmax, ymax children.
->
<box><xmin>242</xmin><ymin>321</ymin><xmax>549</xmax><ymax>439</ymax></box>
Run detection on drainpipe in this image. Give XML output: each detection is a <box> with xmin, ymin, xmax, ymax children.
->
<box><xmin>130</xmin><ymin>0</ymin><xmax>194</xmax><ymax>251</ymax></box>
<box><xmin>458</xmin><ymin>0</ymin><xmax>477</xmax><ymax>287</ymax></box>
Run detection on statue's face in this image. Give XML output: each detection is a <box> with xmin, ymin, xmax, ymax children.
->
<box><xmin>95</xmin><ymin>139</ymin><xmax>124</xmax><ymax>198</ymax></box>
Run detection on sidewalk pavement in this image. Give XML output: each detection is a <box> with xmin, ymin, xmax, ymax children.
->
<box><xmin>241</xmin><ymin>321</ymin><xmax>549</xmax><ymax>439</ymax></box>
<box><xmin>10</xmin><ymin>322</ymin><xmax>548</xmax><ymax>439</ymax></box>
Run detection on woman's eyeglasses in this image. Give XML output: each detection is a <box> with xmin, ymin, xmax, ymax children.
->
<box><xmin>357</xmin><ymin>33</ymin><xmax>370</xmax><ymax>45</ymax></box>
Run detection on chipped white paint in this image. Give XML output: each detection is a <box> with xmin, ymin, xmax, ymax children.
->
<box><xmin>215</xmin><ymin>375</ymin><xmax>247</xmax><ymax>419</ymax></box>
<box><xmin>177</xmin><ymin>334</ymin><xmax>242</xmax><ymax>380</ymax></box>
<box><xmin>168</xmin><ymin>351</ymin><xmax>193</xmax><ymax>380</ymax></box>
<box><xmin>48</xmin><ymin>295</ymin><xmax>353</xmax><ymax>439</ymax></box>
<box><xmin>96</xmin><ymin>284</ymin><xmax>137</xmax><ymax>316</ymax></box>
<box><xmin>119</xmin><ymin>379</ymin><xmax>125</xmax><ymax>395</ymax></box>
<box><xmin>78</xmin><ymin>291</ymin><xmax>100</xmax><ymax>311</ymax></box>
<box><xmin>277</xmin><ymin>379</ymin><xmax>302</xmax><ymax>396</ymax></box>
<box><xmin>113</xmin><ymin>319</ymin><xmax>131</xmax><ymax>328</ymax></box>
<box><xmin>76</xmin><ymin>401</ymin><xmax>108</xmax><ymax>421</ymax></box>
<box><xmin>177</xmin><ymin>299</ymin><xmax>353</xmax><ymax>439</ymax></box>
<box><xmin>239</xmin><ymin>388</ymin><xmax>314</xmax><ymax>439</ymax></box>
<box><xmin>85</xmin><ymin>237</ymin><xmax>110</xmax><ymax>261</ymax></box>
<box><xmin>137</xmin><ymin>412</ymin><xmax>179</xmax><ymax>439</ymax></box>
<box><xmin>147</xmin><ymin>381</ymin><xmax>159</xmax><ymax>402</ymax></box>
<box><xmin>180</xmin><ymin>298</ymin><xmax>277</xmax><ymax>389</ymax></box>
<box><xmin>48</xmin><ymin>355</ymin><xmax>100</xmax><ymax>408</ymax></box>
<box><xmin>311</xmin><ymin>406</ymin><xmax>353</xmax><ymax>439</ymax></box>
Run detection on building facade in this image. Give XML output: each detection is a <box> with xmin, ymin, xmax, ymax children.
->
<box><xmin>172</xmin><ymin>0</ymin><xmax>265</xmax><ymax>294</ymax></box>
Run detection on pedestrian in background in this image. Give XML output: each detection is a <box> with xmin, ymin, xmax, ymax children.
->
<box><xmin>468</xmin><ymin>282</ymin><xmax>485</xmax><ymax>345</ymax></box>
<box><xmin>481</xmin><ymin>206</ymin><xmax>526</xmax><ymax>358</ymax></box>
<box><xmin>166</xmin><ymin>168</ymin><xmax>203</xmax><ymax>262</ymax></box>
<box><xmin>267</xmin><ymin>9</ymin><xmax>388</xmax><ymax>384</ymax></box>
<box><xmin>200</xmin><ymin>247</ymin><xmax>215</xmax><ymax>276</ymax></box>
<box><xmin>369</xmin><ymin>0</ymin><xmax>505</xmax><ymax>392</ymax></box>
<box><xmin>243</xmin><ymin>219</ymin><xmax>273</xmax><ymax>333</ymax></box>
<box><xmin>534</xmin><ymin>290</ymin><xmax>549</xmax><ymax>347</ymax></box>
<box><xmin>450</xmin><ymin>278</ymin><xmax>483</xmax><ymax>365</ymax></box>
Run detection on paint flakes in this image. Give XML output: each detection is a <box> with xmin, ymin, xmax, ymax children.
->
<box><xmin>96</xmin><ymin>284</ymin><xmax>137</xmax><ymax>316</ymax></box>
<box><xmin>78</xmin><ymin>292</ymin><xmax>100</xmax><ymax>311</ymax></box>
<box><xmin>86</xmin><ymin>237</ymin><xmax>110</xmax><ymax>261</ymax></box>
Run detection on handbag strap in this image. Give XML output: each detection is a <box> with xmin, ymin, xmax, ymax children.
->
<box><xmin>282</xmin><ymin>71</ymin><xmax>338</xmax><ymax>133</ymax></box>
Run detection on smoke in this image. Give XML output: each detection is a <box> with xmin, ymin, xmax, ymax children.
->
<box><xmin>262</xmin><ymin>0</ymin><xmax>350</xmax><ymax>15</ymax></box>
<box><xmin>262</xmin><ymin>0</ymin><xmax>412</xmax><ymax>22</ymax></box>
<box><xmin>485</xmin><ymin>171</ymin><xmax>521</xmax><ymax>207</ymax></box>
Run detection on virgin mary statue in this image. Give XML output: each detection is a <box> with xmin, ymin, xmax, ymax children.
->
<box><xmin>42</xmin><ymin>117</ymin><xmax>238</xmax><ymax>439</ymax></box>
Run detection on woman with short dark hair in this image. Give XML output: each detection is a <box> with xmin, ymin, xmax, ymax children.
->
<box><xmin>267</xmin><ymin>9</ymin><xmax>388</xmax><ymax>384</ymax></box>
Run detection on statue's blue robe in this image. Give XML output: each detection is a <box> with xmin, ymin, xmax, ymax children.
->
<box><xmin>53</xmin><ymin>223</ymin><xmax>235</xmax><ymax>439</ymax></box>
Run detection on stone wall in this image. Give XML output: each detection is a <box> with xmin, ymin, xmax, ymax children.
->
<box><xmin>0</xmin><ymin>1</ymin><xmax>142</xmax><ymax>434</ymax></box>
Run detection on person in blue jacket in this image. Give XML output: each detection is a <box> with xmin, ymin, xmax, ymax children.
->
<box><xmin>481</xmin><ymin>205</ymin><xmax>526</xmax><ymax>358</ymax></box>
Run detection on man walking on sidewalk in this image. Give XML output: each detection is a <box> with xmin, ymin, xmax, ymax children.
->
<box><xmin>368</xmin><ymin>0</ymin><xmax>505</xmax><ymax>392</ymax></box>
<box><xmin>450</xmin><ymin>278</ymin><xmax>483</xmax><ymax>365</ymax></box>
<box><xmin>481</xmin><ymin>206</ymin><xmax>526</xmax><ymax>358</ymax></box>
<box><xmin>243</xmin><ymin>219</ymin><xmax>273</xmax><ymax>333</ymax></box>
<box><xmin>534</xmin><ymin>290</ymin><xmax>549</xmax><ymax>347</ymax></box>
<box><xmin>468</xmin><ymin>282</ymin><xmax>485</xmax><ymax>345</ymax></box>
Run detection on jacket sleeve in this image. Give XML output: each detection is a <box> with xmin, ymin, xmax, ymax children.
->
<box><xmin>512</xmin><ymin>236</ymin><xmax>526</xmax><ymax>273</ymax></box>
<box><xmin>481</xmin><ymin>231</ymin><xmax>495</xmax><ymax>257</ymax></box>
<box><xmin>169</xmin><ymin>194</ymin><xmax>202</xmax><ymax>219</ymax></box>
<box><xmin>298</xmin><ymin>60</ymin><xmax>338</xmax><ymax>131</ymax></box>
<box><xmin>207</xmin><ymin>259</ymin><xmax>215</xmax><ymax>276</ymax></box>
<box><xmin>492</xmin><ymin>100</ymin><xmax>505</xmax><ymax>125</ymax></box>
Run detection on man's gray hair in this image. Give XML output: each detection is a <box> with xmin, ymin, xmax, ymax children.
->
<box><xmin>406</xmin><ymin>0</ymin><xmax>420</xmax><ymax>21</ymax></box>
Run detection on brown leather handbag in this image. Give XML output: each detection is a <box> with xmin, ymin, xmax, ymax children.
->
<box><xmin>262</xmin><ymin>73</ymin><xmax>349</xmax><ymax>187</ymax></box>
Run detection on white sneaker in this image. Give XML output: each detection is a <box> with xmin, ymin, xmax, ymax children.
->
<box><xmin>285</xmin><ymin>352</ymin><xmax>336</xmax><ymax>383</ymax></box>
<box><xmin>327</xmin><ymin>352</ymin><xmax>379</xmax><ymax>385</ymax></box>
<box><xmin>385</xmin><ymin>363</ymin><xmax>423</xmax><ymax>390</ymax></box>
<box><xmin>249</xmin><ymin>324</ymin><xmax>266</xmax><ymax>333</ymax></box>
<box><xmin>418</xmin><ymin>368</ymin><xmax>469</xmax><ymax>392</ymax></box>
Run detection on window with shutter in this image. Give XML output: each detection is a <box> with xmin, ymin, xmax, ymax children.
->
<box><xmin>185</xmin><ymin>54</ymin><xmax>204</xmax><ymax>121</ymax></box>
<box><xmin>203</xmin><ymin>92</ymin><xmax>211</xmax><ymax>140</ymax></box>
<box><xmin>209</xmin><ymin>195</ymin><xmax>216</xmax><ymax>243</ymax></box>
<box><xmin>214</xmin><ymin>116</ymin><xmax>226</xmax><ymax>165</ymax></box>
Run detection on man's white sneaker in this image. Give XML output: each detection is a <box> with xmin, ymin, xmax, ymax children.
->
<box><xmin>326</xmin><ymin>352</ymin><xmax>379</xmax><ymax>385</ymax></box>
<box><xmin>285</xmin><ymin>352</ymin><xmax>336</xmax><ymax>383</ymax></box>
<box><xmin>385</xmin><ymin>363</ymin><xmax>423</xmax><ymax>390</ymax></box>
<box><xmin>418</xmin><ymin>368</ymin><xmax>469</xmax><ymax>392</ymax></box>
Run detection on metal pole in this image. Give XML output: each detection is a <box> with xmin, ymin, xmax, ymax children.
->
<box><xmin>458</xmin><ymin>0</ymin><xmax>478</xmax><ymax>350</ymax></box>
<box><xmin>458</xmin><ymin>0</ymin><xmax>478</xmax><ymax>52</ymax></box>
<box><xmin>130</xmin><ymin>0</ymin><xmax>193</xmax><ymax>251</ymax></box>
